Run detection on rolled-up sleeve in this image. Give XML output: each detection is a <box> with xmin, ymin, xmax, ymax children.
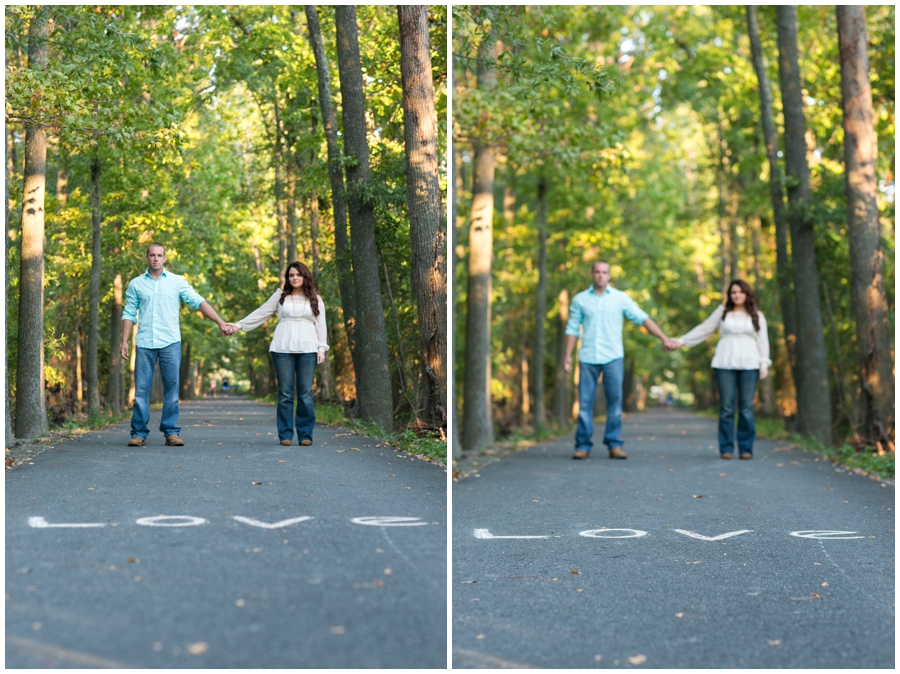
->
<box><xmin>316</xmin><ymin>295</ymin><xmax>329</xmax><ymax>352</ymax></box>
<box><xmin>178</xmin><ymin>278</ymin><xmax>205</xmax><ymax>310</ymax></box>
<box><xmin>122</xmin><ymin>280</ymin><xmax>139</xmax><ymax>323</ymax></box>
<box><xmin>622</xmin><ymin>295</ymin><xmax>649</xmax><ymax>326</ymax></box>
<box><xmin>564</xmin><ymin>295</ymin><xmax>584</xmax><ymax>337</ymax></box>
<box><xmin>757</xmin><ymin>312</ymin><xmax>772</xmax><ymax>368</ymax></box>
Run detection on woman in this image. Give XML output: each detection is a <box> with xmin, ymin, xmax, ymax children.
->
<box><xmin>229</xmin><ymin>262</ymin><xmax>328</xmax><ymax>446</ymax></box>
<box><xmin>675</xmin><ymin>280</ymin><xmax>770</xmax><ymax>460</ymax></box>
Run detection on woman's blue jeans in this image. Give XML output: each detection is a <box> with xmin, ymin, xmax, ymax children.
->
<box><xmin>714</xmin><ymin>368</ymin><xmax>759</xmax><ymax>455</ymax></box>
<box><xmin>271</xmin><ymin>352</ymin><xmax>317</xmax><ymax>443</ymax></box>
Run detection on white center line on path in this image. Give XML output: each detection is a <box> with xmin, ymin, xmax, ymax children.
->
<box><xmin>27</xmin><ymin>517</ymin><xmax>106</xmax><ymax>528</ymax></box>
<box><xmin>474</xmin><ymin>529</ymin><xmax>550</xmax><ymax>539</ymax></box>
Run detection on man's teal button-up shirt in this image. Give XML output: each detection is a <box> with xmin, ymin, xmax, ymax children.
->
<box><xmin>565</xmin><ymin>285</ymin><xmax>649</xmax><ymax>365</ymax></box>
<box><xmin>122</xmin><ymin>268</ymin><xmax>206</xmax><ymax>349</ymax></box>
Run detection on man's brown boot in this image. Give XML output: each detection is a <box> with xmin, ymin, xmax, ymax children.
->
<box><xmin>165</xmin><ymin>434</ymin><xmax>184</xmax><ymax>446</ymax></box>
<box><xmin>128</xmin><ymin>437</ymin><xmax>145</xmax><ymax>447</ymax></box>
<box><xmin>608</xmin><ymin>447</ymin><xmax>627</xmax><ymax>459</ymax></box>
<box><xmin>572</xmin><ymin>449</ymin><xmax>589</xmax><ymax>460</ymax></box>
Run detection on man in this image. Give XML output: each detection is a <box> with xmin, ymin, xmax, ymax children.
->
<box><xmin>563</xmin><ymin>261</ymin><xmax>678</xmax><ymax>460</ymax></box>
<box><xmin>120</xmin><ymin>243</ymin><xmax>229</xmax><ymax>447</ymax></box>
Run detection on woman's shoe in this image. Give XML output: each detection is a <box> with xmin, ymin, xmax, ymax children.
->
<box><xmin>740</xmin><ymin>453</ymin><xmax>752</xmax><ymax>460</ymax></box>
<box><xmin>280</xmin><ymin>439</ymin><xmax>292</xmax><ymax>446</ymax></box>
<box><xmin>299</xmin><ymin>440</ymin><xmax>312</xmax><ymax>446</ymax></box>
<box><xmin>721</xmin><ymin>453</ymin><xmax>733</xmax><ymax>459</ymax></box>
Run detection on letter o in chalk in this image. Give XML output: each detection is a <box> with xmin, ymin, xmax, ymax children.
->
<box><xmin>351</xmin><ymin>516</ymin><xmax>427</xmax><ymax>527</ymax></box>
<box><xmin>579</xmin><ymin>529</ymin><xmax>648</xmax><ymax>538</ymax></box>
<box><xmin>136</xmin><ymin>516</ymin><xmax>207</xmax><ymax>527</ymax></box>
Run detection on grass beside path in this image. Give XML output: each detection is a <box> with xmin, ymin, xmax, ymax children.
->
<box><xmin>246</xmin><ymin>394</ymin><xmax>446</xmax><ymax>465</ymax></box>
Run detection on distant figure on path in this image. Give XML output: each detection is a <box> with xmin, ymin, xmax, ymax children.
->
<box><xmin>564</xmin><ymin>260</ymin><xmax>679</xmax><ymax>460</ymax></box>
<box><xmin>224</xmin><ymin>262</ymin><xmax>328</xmax><ymax>447</ymax></box>
<box><xmin>208</xmin><ymin>379</ymin><xmax>218</xmax><ymax>398</ymax></box>
<box><xmin>121</xmin><ymin>243</ymin><xmax>230</xmax><ymax>447</ymax></box>
<box><xmin>672</xmin><ymin>279</ymin><xmax>770</xmax><ymax>460</ymax></box>
<box><xmin>222</xmin><ymin>377</ymin><xmax>230</xmax><ymax>396</ymax></box>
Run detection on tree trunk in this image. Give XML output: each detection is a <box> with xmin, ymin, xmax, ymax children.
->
<box><xmin>553</xmin><ymin>289</ymin><xmax>571</xmax><ymax>427</ymax></box>
<box><xmin>776</xmin><ymin>6</ymin><xmax>832</xmax><ymax>445</ymax></box>
<box><xmin>335</xmin><ymin>5</ymin><xmax>394</xmax><ymax>433</ymax></box>
<box><xmin>746</xmin><ymin>4</ymin><xmax>800</xmax><ymax>420</ymax></box>
<box><xmin>86</xmin><ymin>155</ymin><xmax>103</xmax><ymax>416</ymax></box>
<box><xmin>837</xmin><ymin>5</ymin><xmax>895</xmax><ymax>446</ymax></box>
<box><xmin>716</xmin><ymin>120</ymin><xmax>730</xmax><ymax>296</ymax></box>
<box><xmin>305</xmin><ymin>5</ymin><xmax>359</xmax><ymax>384</ymax></box>
<box><xmin>107</xmin><ymin>271</ymin><xmax>124</xmax><ymax>414</ymax></box>
<box><xmin>462</xmin><ymin>33</ymin><xmax>497</xmax><ymax>453</ymax></box>
<box><xmin>398</xmin><ymin>4</ymin><xmax>447</xmax><ymax>428</ymax></box>
<box><xmin>532</xmin><ymin>172</ymin><xmax>548</xmax><ymax>432</ymax></box>
<box><xmin>274</xmin><ymin>97</ymin><xmax>288</xmax><ymax>281</ymax></box>
<box><xmin>286</xmin><ymin>162</ymin><xmax>298</xmax><ymax>266</ymax></box>
<box><xmin>6</xmin><ymin>105</ymin><xmax>15</xmax><ymax>444</ymax></box>
<box><xmin>15</xmin><ymin>6</ymin><xmax>50</xmax><ymax>439</ymax></box>
<box><xmin>179</xmin><ymin>341</ymin><xmax>192</xmax><ymax>400</ymax></box>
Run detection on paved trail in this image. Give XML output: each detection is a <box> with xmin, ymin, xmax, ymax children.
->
<box><xmin>6</xmin><ymin>397</ymin><xmax>447</xmax><ymax>668</ymax></box>
<box><xmin>452</xmin><ymin>407</ymin><xmax>894</xmax><ymax>669</ymax></box>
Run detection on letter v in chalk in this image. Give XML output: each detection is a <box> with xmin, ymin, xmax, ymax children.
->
<box><xmin>673</xmin><ymin>529</ymin><xmax>753</xmax><ymax>541</ymax></box>
<box><xmin>233</xmin><ymin>516</ymin><xmax>314</xmax><ymax>529</ymax></box>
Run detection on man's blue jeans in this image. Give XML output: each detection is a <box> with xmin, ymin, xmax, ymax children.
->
<box><xmin>271</xmin><ymin>352</ymin><xmax>318</xmax><ymax>443</ymax></box>
<box><xmin>714</xmin><ymin>368</ymin><xmax>759</xmax><ymax>455</ymax></box>
<box><xmin>575</xmin><ymin>358</ymin><xmax>624</xmax><ymax>453</ymax></box>
<box><xmin>131</xmin><ymin>342</ymin><xmax>182</xmax><ymax>439</ymax></box>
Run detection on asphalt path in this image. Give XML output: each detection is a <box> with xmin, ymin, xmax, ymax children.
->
<box><xmin>452</xmin><ymin>407</ymin><xmax>894</xmax><ymax>669</ymax></box>
<box><xmin>6</xmin><ymin>396</ymin><xmax>447</xmax><ymax>668</ymax></box>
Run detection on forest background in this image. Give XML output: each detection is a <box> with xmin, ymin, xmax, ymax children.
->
<box><xmin>452</xmin><ymin>5</ymin><xmax>894</xmax><ymax>474</ymax></box>
<box><xmin>6</xmin><ymin>5</ymin><xmax>448</xmax><ymax>458</ymax></box>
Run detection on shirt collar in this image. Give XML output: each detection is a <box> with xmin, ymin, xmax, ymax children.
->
<box><xmin>589</xmin><ymin>284</ymin><xmax>612</xmax><ymax>295</ymax></box>
<box><xmin>143</xmin><ymin>267</ymin><xmax>168</xmax><ymax>279</ymax></box>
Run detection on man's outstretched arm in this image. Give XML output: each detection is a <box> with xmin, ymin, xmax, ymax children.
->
<box><xmin>198</xmin><ymin>301</ymin><xmax>229</xmax><ymax>334</ymax></box>
<box><xmin>642</xmin><ymin>317</ymin><xmax>679</xmax><ymax>351</ymax></box>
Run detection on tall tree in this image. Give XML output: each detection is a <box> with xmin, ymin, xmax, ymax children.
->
<box><xmin>462</xmin><ymin>33</ymin><xmax>497</xmax><ymax>453</ymax></box>
<box><xmin>398</xmin><ymin>5</ymin><xmax>447</xmax><ymax>428</ymax></box>
<box><xmin>746</xmin><ymin>5</ymin><xmax>800</xmax><ymax>412</ymax></box>
<box><xmin>776</xmin><ymin>5</ymin><xmax>832</xmax><ymax>445</ymax></box>
<box><xmin>532</xmin><ymin>172</ymin><xmax>548</xmax><ymax>432</ymax></box>
<box><xmin>86</xmin><ymin>154</ymin><xmax>102</xmax><ymax>416</ymax></box>
<box><xmin>334</xmin><ymin>5</ymin><xmax>394</xmax><ymax>432</ymax></box>
<box><xmin>836</xmin><ymin>5</ymin><xmax>894</xmax><ymax>446</ymax></box>
<box><xmin>305</xmin><ymin>5</ymin><xmax>359</xmax><ymax>379</ymax></box>
<box><xmin>15</xmin><ymin>6</ymin><xmax>50</xmax><ymax>439</ymax></box>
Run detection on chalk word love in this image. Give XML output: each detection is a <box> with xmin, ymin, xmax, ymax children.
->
<box><xmin>474</xmin><ymin>528</ymin><xmax>865</xmax><ymax>540</ymax></box>
<box><xmin>27</xmin><ymin>515</ymin><xmax>429</xmax><ymax>529</ymax></box>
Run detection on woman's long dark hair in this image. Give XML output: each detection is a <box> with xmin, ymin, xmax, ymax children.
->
<box><xmin>724</xmin><ymin>279</ymin><xmax>760</xmax><ymax>331</ymax></box>
<box><xmin>280</xmin><ymin>261</ymin><xmax>319</xmax><ymax>316</ymax></box>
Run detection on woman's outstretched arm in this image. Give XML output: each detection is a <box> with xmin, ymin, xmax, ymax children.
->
<box><xmin>677</xmin><ymin>304</ymin><xmax>726</xmax><ymax>348</ymax></box>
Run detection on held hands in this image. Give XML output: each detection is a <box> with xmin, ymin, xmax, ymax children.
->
<box><xmin>662</xmin><ymin>337</ymin><xmax>683</xmax><ymax>352</ymax></box>
<box><xmin>220</xmin><ymin>322</ymin><xmax>241</xmax><ymax>336</ymax></box>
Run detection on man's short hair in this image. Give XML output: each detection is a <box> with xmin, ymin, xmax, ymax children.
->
<box><xmin>592</xmin><ymin>260</ymin><xmax>610</xmax><ymax>271</ymax></box>
<box><xmin>146</xmin><ymin>243</ymin><xmax>166</xmax><ymax>255</ymax></box>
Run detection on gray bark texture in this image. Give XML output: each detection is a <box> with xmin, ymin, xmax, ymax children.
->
<box><xmin>6</xmin><ymin>109</ymin><xmax>15</xmax><ymax>444</ymax></box>
<box><xmin>15</xmin><ymin>6</ymin><xmax>50</xmax><ymax>440</ymax></box>
<box><xmin>532</xmin><ymin>173</ymin><xmax>548</xmax><ymax>431</ymax></box>
<box><xmin>776</xmin><ymin>5</ymin><xmax>832</xmax><ymax>445</ymax></box>
<box><xmin>836</xmin><ymin>5</ymin><xmax>894</xmax><ymax>445</ymax></box>
<box><xmin>553</xmin><ymin>289</ymin><xmax>572</xmax><ymax>426</ymax></box>
<box><xmin>334</xmin><ymin>6</ymin><xmax>395</xmax><ymax>433</ymax></box>
<box><xmin>462</xmin><ymin>34</ymin><xmax>497</xmax><ymax>453</ymax></box>
<box><xmin>305</xmin><ymin>5</ymin><xmax>359</xmax><ymax>379</ymax></box>
<box><xmin>398</xmin><ymin>5</ymin><xmax>447</xmax><ymax>428</ymax></box>
<box><xmin>86</xmin><ymin>156</ymin><xmax>102</xmax><ymax>416</ymax></box>
<box><xmin>746</xmin><ymin>5</ymin><xmax>800</xmax><ymax>413</ymax></box>
<box><xmin>107</xmin><ymin>271</ymin><xmax>124</xmax><ymax>413</ymax></box>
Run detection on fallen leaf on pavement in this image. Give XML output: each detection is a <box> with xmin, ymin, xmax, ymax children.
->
<box><xmin>127</xmin><ymin>557</ymin><xmax>138</xmax><ymax>563</ymax></box>
<box><xmin>329</xmin><ymin>626</ymin><xmax>345</xmax><ymax>635</ymax></box>
<box><xmin>767</xmin><ymin>640</ymin><xmax>781</xmax><ymax>646</ymax></box>
<box><xmin>337</xmin><ymin>450</ymin><xmax>347</xmax><ymax>453</ymax></box>
<box><xmin>821</xmin><ymin>582</ymin><xmax>828</xmax><ymax>587</ymax></box>
<box><xmin>570</xmin><ymin>569</ymin><xmax>581</xmax><ymax>574</ymax></box>
<box><xmin>252</xmin><ymin>482</ymin><xmax>262</xmax><ymax>485</ymax></box>
<box><xmin>718</xmin><ymin>473</ymin><xmax>727</xmax><ymax>477</ymax></box>
<box><xmin>349</xmin><ymin>447</ymin><xmax>360</xmax><ymax>451</ymax></box>
<box><xmin>278</xmin><ymin>460</ymin><xmax>285</xmax><ymax>463</ymax></box>
<box><xmin>811</xmin><ymin>593</ymin><xmax>822</xmax><ymax>599</ymax></box>
<box><xmin>461</xmin><ymin>580</ymin><xmax>477</xmax><ymax>584</ymax></box>
<box><xmin>675</xmin><ymin>613</ymin><xmax>684</xmax><ymax>618</ymax></box>
<box><xmin>334</xmin><ymin>433</ymin><xmax>356</xmax><ymax>437</ymax></box>
<box><xmin>187</xmin><ymin>642</ymin><xmax>208</xmax><ymax>655</ymax></box>
<box><xmin>594</xmin><ymin>654</ymin><xmax>602</xmax><ymax>662</ymax></box>
<box><xmin>692</xmin><ymin>495</ymin><xmax>703</xmax><ymax>498</ymax></box>
<box><xmin>628</xmin><ymin>654</ymin><xmax>647</xmax><ymax>665</ymax></box>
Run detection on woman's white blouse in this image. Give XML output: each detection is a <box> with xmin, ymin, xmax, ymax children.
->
<box><xmin>678</xmin><ymin>304</ymin><xmax>771</xmax><ymax>370</ymax></box>
<box><xmin>237</xmin><ymin>290</ymin><xmax>329</xmax><ymax>354</ymax></box>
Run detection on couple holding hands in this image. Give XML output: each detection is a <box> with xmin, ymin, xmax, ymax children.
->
<box><xmin>563</xmin><ymin>261</ymin><xmax>770</xmax><ymax>462</ymax></box>
<box><xmin>121</xmin><ymin>244</ymin><xmax>327</xmax><ymax>449</ymax></box>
